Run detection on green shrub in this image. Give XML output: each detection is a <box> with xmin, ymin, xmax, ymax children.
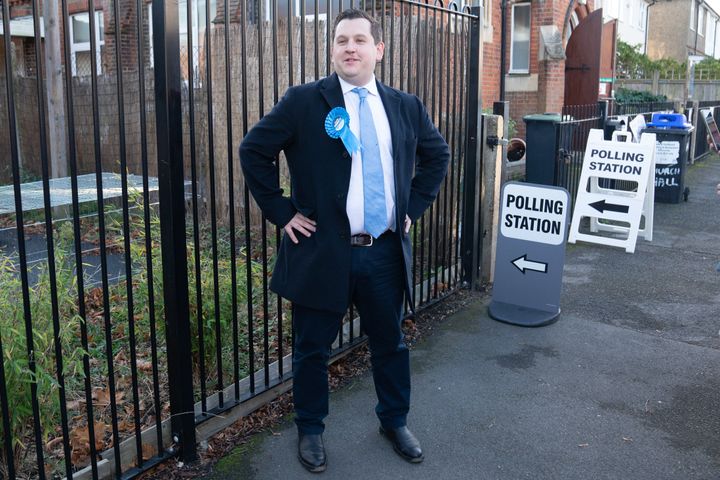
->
<box><xmin>615</xmin><ymin>87</ymin><xmax>668</xmax><ymax>103</ymax></box>
<box><xmin>0</xmin><ymin>243</ymin><xmax>86</xmax><ymax>477</ymax></box>
<box><xmin>1</xmin><ymin>189</ymin><xmax>276</xmax><ymax>476</ymax></box>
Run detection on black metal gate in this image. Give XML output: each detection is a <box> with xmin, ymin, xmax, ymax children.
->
<box><xmin>0</xmin><ymin>1</ymin><xmax>481</xmax><ymax>478</ymax></box>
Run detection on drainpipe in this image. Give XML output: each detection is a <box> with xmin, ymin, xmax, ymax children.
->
<box><xmin>694</xmin><ymin>0</ymin><xmax>702</xmax><ymax>55</ymax></box>
<box><xmin>500</xmin><ymin>0</ymin><xmax>508</xmax><ymax>101</ymax></box>
<box><xmin>644</xmin><ymin>0</ymin><xmax>656</xmax><ymax>55</ymax></box>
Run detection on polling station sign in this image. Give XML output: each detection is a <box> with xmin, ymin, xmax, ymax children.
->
<box><xmin>490</xmin><ymin>182</ymin><xmax>570</xmax><ymax>327</ymax></box>
<box><xmin>568</xmin><ymin>129</ymin><xmax>656</xmax><ymax>253</ymax></box>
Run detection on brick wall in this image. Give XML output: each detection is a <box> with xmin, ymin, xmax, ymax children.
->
<box><xmin>481</xmin><ymin>0</ymin><xmax>502</xmax><ymax>110</ymax></box>
<box><xmin>647</xmin><ymin>0</ymin><xmax>692</xmax><ymax>62</ymax></box>
<box><xmin>483</xmin><ymin>0</ymin><xmax>595</xmax><ymax>138</ymax></box>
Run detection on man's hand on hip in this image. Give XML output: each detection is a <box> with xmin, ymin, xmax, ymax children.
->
<box><xmin>404</xmin><ymin>215</ymin><xmax>412</xmax><ymax>234</ymax></box>
<box><xmin>284</xmin><ymin>213</ymin><xmax>316</xmax><ymax>244</ymax></box>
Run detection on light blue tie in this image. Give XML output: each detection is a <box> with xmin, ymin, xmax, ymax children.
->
<box><xmin>352</xmin><ymin>87</ymin><xmax>387</xmax><ymax>238</ymax></box>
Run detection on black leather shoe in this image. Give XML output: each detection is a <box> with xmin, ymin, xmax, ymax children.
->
<box><xmin>379</xmin><ymin>426</ymin><xmax>424</xmax><ymax>463</ymax></box>
<box><xmin>297</xmin><ymin>433</ymin><xmax>327</xmax><ymax>473</ymax></box>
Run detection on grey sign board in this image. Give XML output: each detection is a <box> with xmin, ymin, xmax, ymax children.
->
<box><xmin>489</xmin><ymin>182</ymin><xmax>571</xmax><ymax>327</ymax></box>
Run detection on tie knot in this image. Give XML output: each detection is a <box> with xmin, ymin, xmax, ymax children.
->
<box><xmin>352</xmin><ymin>87</ymin><xmax>368</xmax><ymax>100</ymax></box>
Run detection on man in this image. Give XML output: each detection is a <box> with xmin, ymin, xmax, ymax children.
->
<box><xmin>240</xmin><ymin>8</ymin><xmax>449</xmax><ymax>473</ymax></box>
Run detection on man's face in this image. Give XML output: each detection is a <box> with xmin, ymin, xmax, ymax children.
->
<box><xmin>331</xmin><ymin>18</ymin><xmax>384</xmax><ymax>86</ymax></box>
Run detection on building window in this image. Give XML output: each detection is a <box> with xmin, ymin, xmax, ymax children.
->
<box><xmin>637</xmin><ymin>1</ymin><xmax>646</xmax><ymax>30</ymax></box>
<box><xmin>690</xmin><ymin>0</ymin><xmax>696</xmax><ymax>31</ymax></box>
<box><xmin>707</xmin><ymin>15</ymin><xmax>717</xmax><ymax>55</ymax></box>
<box><xmin>69</xmin><ymin>11</ymin><xmax>104</xmax><ymax>76</ymax></box>
<box><xmin>510</xmin><ymin>3</ymin><xmax>531</xmax><ymax>73</ymax></box>
<box><xmin>148</xmin><ymin>0</ymin><xmax>216</xmax><ymax>83</ymax></box>
<box><xmin>699</xmin><ymin>6</ymin><xmax>706</xmax><ymax>36</ymax></box>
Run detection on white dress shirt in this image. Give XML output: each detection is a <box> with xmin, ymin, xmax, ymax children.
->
<box><xmin>338</xmin><ymin>75</ymin><xmax>396</xmax><ymax>236</ymax></box>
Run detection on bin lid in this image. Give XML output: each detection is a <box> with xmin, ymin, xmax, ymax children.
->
<box><xmin>523</xmin><ymin>112</ymin><xmax>562</xmax><ymax>123</ymax></box>
<box><xmin>646</xmin><ymin>112</ymin><xmax>692</xmax><ymax>129</ymax></box>
<box><xmin>642</xmin><ymin>126</ymin><xmax>694</xmax><ymax>135</ymax></box>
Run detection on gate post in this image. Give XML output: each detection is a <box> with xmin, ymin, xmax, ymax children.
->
<box><xmin>461</xmin><ymin>7</ymin><xmax>483</xmax><ymax>289</ymax></box>
<box><xmin>598</xmin><ymin>100</ymin><xmax>609</xmax><ymax>129</ymax></box>
<box><xmin>152</xmin><ymin>0</ymin><xmax>197</xmax><ymax>463</ymax></box>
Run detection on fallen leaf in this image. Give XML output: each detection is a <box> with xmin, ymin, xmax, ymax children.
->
<box><xmin>142</xmin><ymin>443</ymin><xmax>156</xmax><ymax>461</ymax></box>
<box><xmin>93</xmin><ymin>387</ymin><xmax>125</xmax><ymax>406</ymax></box>
<box><xmin>137</xmin><ymin>359</ymin><xmax>154</xmax><ymax>372</ymax></box>
<box><xmin>46</xmin><ymin>436</ymin><xmax>65</xmax><ymax>450</ymax></box>
<box><xmin>578</xmin><ymin>443</ymin><xmax>589</xmax><ymax>448</ymax></box>
<box><xmin>66</xmin><ymin>398</ymin><xmax>85</xmax><ymax>411</ymax></box>
<box><xmin>622</xmin><ymin>436</ymin><xmax>633</xmax><ymax>442</ymax></box>
<box><xmin>118</xmin><ymin>419</ymin><xmax>134</xmax><ymax>432</ymax></box>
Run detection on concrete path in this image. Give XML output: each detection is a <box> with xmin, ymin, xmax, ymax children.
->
<box><xmin>212</xmin><ymin>154</ymin><xmax>720</xmax><ymax>479</ymax></box>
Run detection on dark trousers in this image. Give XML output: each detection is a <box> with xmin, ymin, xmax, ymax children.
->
<box><xmin>292</xmin><ymin>231</ymin><xmax>410</xmax><ymax>435</ymax></box>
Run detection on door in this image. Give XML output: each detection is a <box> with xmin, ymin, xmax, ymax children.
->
<box><xmin>564</xmin><ymin>9</ymin><xmax>603</xmax><ymax>106</ymax></box>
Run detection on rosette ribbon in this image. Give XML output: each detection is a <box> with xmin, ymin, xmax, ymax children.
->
<box><xmin>325</xmin><ymin>107</ymin><xmax>361</xmax><ymax>154</ymax></box>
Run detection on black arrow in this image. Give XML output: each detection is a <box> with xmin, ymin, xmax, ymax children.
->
<box><xmin>589</xmin><ymin>199</ymin><xmax>629</xmax><ymax>214</ymax></box>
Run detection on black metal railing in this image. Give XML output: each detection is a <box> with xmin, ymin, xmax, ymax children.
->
<box><xmin>554</xmin><ymin>103</ymin><xmax>605</xmax><ymax>201</ymax></box>
<box><xmin>611</xmin><ymin>100</ymin><xmax>675</xmax><ymax>117</ymax></box>
<box><xmin>0</xmin><ymin>1</ymin><xmax>481</xmax><ymax>478</ymax></box>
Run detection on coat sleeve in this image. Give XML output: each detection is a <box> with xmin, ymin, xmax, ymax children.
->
<box><xmin>239</xmin><ymin>88</ymin><xmax>298</xmax><ymax>228</ymax></box>
<box><xmin>406</xmin><ymin>96</ymin><xmax>451</xmax><ymax>222</ymax></box>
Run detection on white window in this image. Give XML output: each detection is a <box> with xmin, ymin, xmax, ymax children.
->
<box><xmin>510</xmin><ymin>3</ymin><xmax>531</xmax><ymax>73</ymax></box>
<box><xmin>690</xmin><ymin>0</ymin><xmax>696</xmax><ymax>31</ymax></box>
<box><xmin>707</xmin><ymin>15</ymin><xmax>717</xmax><ymax>55</ymax></box>
<box><xmin>625</xmin><ymin>1</ymin><xmax>634</xmax><ymax>27</ymax></box>
<box><xmin>148</xmin><ymin>0</ymin><xmax>216</xmax><ymax>81</ymax></box>
<box><xmin>638</xmin><ymin>1</ymin><xmax>647</xmax><ymax>30</ymax></box>
<box><xmin>69</xmin><ymin>11</ymin><xmax>104</xmax><ymax>76</ymax></box>
<box><xmin>699</xmin><ymin>6</ymin><xmax>706</xmax><ymax>36</ymax></box>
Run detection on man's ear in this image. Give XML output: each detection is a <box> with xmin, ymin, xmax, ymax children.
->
<box><xmin>375</xmin><ymin>41</ymin><xmax>385</xmax><ymax>62</ymax></box>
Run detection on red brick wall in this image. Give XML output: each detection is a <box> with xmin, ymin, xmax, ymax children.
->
<box><xmin>481</xmin><ymin>1</ymin><xmax>502</xmax><ymax>111</ymax></box>
<box><xmin>483</xmin><ymin>0</ymin><xmax>597</xmax><ymax>138</ymax></box>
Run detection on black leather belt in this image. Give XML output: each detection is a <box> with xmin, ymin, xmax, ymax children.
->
<box><xmin>350</xmin><ymin>231</ymin><xmax>392</xmax><ymax>247</ymax></box>
<box><xmin>350</xmin><ymin>233</ymin><xmax>374</xmax><ymax>247</ymax></box>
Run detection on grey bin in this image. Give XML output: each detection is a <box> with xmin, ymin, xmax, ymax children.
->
<box><xmin>523</xmin><ymin>113</ymin><xmax>564</xmax><ymax>186</ymax></box>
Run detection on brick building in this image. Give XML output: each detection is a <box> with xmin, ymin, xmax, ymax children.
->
<box><xmin>481</xmin><ymin>0</ymin><xmax>603</xmax><ymax>138</ymax></box>
<box><xmin>646</xmin><ymin>0</ymin><xmax>720</xmax><ymax>62</ymax></box>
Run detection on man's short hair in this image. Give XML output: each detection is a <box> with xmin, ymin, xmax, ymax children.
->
<box><xmin>332</xmin><ymin>9</ymin><xmax>383</xmax><ymax>44</ymax></box>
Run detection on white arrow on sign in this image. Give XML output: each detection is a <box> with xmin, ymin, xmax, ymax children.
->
<box><xmin>511</xmin><ymin>254</ymin><xmax>548</xmax><ymax>274</ymax></box>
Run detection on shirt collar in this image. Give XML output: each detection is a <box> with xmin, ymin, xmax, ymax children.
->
<box><xmin>338</xmin><ymin>75</ymin><xmax>378</xmax><ymax>97</ymax></box>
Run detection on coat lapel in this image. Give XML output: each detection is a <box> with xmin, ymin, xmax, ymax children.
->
<box><xmin>319</xmin><ymin>73</ymin><xmax>345</xmax><ymax>110</ymax></box>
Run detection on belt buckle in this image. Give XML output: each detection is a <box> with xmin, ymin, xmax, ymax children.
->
<box><xmin>352</xmin><ymin>234</ymin><xmax>373</xmax><ymax>247</ymax></box>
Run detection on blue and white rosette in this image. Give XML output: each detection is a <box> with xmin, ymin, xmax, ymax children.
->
<box><xmin>325</xmin><ymin>107</ymin><xmax>361</xmax><ymax>154</ymax></box>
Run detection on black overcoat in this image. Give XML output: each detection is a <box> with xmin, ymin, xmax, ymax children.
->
<box><xmin>239</xmin><ymin>73</ymin><xmax>450</xmax><ymax>314</ymax></box>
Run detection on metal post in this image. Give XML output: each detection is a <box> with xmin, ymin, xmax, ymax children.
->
<box><xmin>598</xmin><ymin>100</ymin><xmax>609</xmax><ymax>129</ymax></box>
<box><xmin>461</xmin><ymin>8</ymin><xmax>483</xmax><ymax>289</ymax></box>
<box><xmin>152</xmin><ymin>0</ymin><xmax>197</xmax><ymax>463</ymax></box>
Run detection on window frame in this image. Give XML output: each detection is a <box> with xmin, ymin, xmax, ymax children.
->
<box><xmin>690</xmin><ymin>0</ymin><xmax>696</xmax><ymax>31</ymax></box>
<box><xmin>69</xmin><ymin>11</ymin><xmax>105</xmax><ymax>77</ymax></box>
<box><xmin>509</xmin><ymin>2</ymin><xmax>531</xmax><ymax>74</ymax></box>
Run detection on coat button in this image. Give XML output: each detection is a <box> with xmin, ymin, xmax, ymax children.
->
<box><xmin>337</xmin><ymin>193</ymin><xmax>344</xmax><ymax>199</ymax></box>
<box><xmin>342</xmin><ymin>152</ymin><xmax>349</xmax><ymax>158</ymax></box>
<box><xmin>339</xmin><ymin>233</ymin><xmax>347</xmax><ymax>239</ymax></box>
